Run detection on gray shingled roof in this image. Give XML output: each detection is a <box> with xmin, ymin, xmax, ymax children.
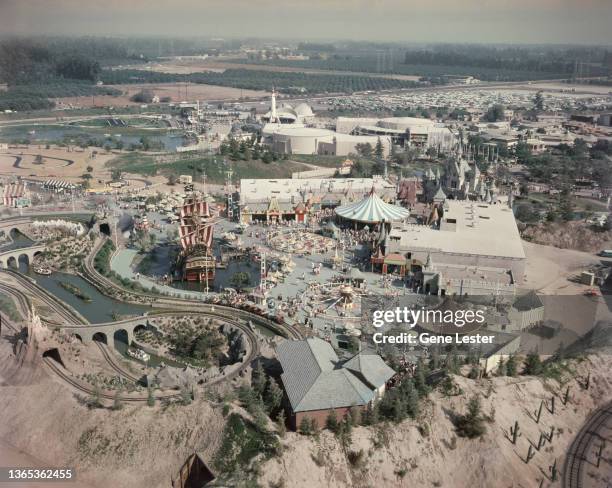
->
<box><xmin>276</xmin><ymin>338</ymin><xmax>395</xmax><ymax>413</ymax></box>
<box><xmin>342</xmin><ymin>354</ymin><xmax>396</xmax><ymax>390</ymax></box>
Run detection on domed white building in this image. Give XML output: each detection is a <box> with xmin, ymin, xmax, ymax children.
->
<box><xmin>260</xmin><ymin>90</ymin><xmax>391</xmax><ymax>156</ymax></box>
<box><xmin>260</xmin><ymin>90</ymin><xmax>313</xmax><ymax>126</ymax></box>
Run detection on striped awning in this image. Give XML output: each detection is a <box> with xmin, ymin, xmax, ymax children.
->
<box><xmin>335</xmin><ymin>188</ymin><xmax>409</xmax><ymax>224</ymax></box>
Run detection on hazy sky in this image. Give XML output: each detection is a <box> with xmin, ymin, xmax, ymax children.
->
<box><xmin>1</xmin><ymin>0</ymin><xmax>611</xmax><ymax>45</ymax></box>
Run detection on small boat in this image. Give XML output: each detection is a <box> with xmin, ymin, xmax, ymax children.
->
<box><xmin>127</xmin><ymin>347</ymin><xmax>150</xmax><ymax>362</ymax></box>
<box><xmin>33</xmin><ymin>266</ymin><xmax>52</xmax><ymax>276</ymax></box>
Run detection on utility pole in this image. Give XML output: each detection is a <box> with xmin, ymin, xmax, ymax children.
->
<box><xmin>260</xmin><ymin>252</ymin><xmax>266</xmax><ymax>293</ymax></box>
<box><xmin>225</xmin><ymin>167</ymin><xmax>234</xmax><ymax>221</ymax></box>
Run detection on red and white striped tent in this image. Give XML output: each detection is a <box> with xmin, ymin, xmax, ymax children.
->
<box><xmin>2</xmin><ymin>183</ymin><xmax>26</xmax><ymax>207</ymax></box>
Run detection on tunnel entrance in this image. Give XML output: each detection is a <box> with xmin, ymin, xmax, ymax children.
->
<box><xmin>99</xmin><ymin>223</ymin><xmax>111</xmax><ymax>236</ymax></box>
<box><xmin>43</xmin><ymin>348</ymin><xmax>66</xmax><ymax>368</ymax></box>
<box><xmin>92</xmin><ymin>332</ymin><xmax>108</xmax><ymax>344</ymax></box>
<box><xmin>172</xmin><ymin>453</ymin><xmax>215</xmax><ymax>488</ymax></box>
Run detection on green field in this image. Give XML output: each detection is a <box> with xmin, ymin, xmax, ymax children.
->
<box><xmin>107</xmin><ymin>152</ymin><xmax>308</xmax><ymax>183</ymax></box>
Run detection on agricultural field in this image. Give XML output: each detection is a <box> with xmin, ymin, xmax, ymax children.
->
<box><xmin>100</xmin><ymin>68</ymin><xmax>420</xmax><ymax>95</ymax></box>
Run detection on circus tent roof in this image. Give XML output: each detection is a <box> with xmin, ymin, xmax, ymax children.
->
<box><xmin>334</xmin><ymin>188</ymin><xmax>410</xmax><ymax>224</ymax></box>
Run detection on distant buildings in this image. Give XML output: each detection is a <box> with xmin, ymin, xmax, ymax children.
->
<box><xmin>238</xmin><ymin>176</ymin><xmax>396</xmax><ymax>224</ymax></box>
<box><xmin>1</xmin><ymin>182</ymin><xmax>30</xmax><ymax>208</ymax></box>
<box><xmin>260</xmin><ymin>90</ymin><xmax>393</xmax><ymax>156</ymax></box>
<box><xmin>276</xmin><ymin>337</ymin><xmax>395</xmax><ymax>430</ymax></box>
<box><xmin>336</xmin><ymin>116</ymin><xmax>455</xmax><ymax>150</ymax></box>
<box><xmin>258</xmin><ymin>92</ymin><xmax>458</xmax><ymax>156</ymax></box>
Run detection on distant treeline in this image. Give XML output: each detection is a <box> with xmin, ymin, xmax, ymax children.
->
<box><xmin>231</xmin><ymin>45</ymin><xmax>611</xmax><ymax>81</ymax></box>
<box><xmin>403</xmin><ymin>46</ymin><xmax>610</xmax><ymax>78</ymax></box>
<box><xmin>0</xmin><ymin>38</ymin><xmax>127</xmax><ymax>111</ymax></box>
<box><xmin>297</xmin><ymin>42</ymin><xmax>336</xmax><ymax>52</ymax></box>
<box><xmin>0</xmin><ymin>82</ymin><xmax>121</xmax><ymax>112</ymax></box>
<box><xmin>100</xmin><ymin>68</ymin><xmax>418</xmax><ymax>94</ymax></box>
<box><xmin>0</xmin><ymin>36</ymin><xmax>233</xmax><ymax>84</ymax></box>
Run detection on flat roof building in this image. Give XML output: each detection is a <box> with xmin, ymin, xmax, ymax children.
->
<box><xmin>238</xmin><ymin>176</ymin><xmax>396</xmax><ymax>223</ymax></box>
<box><xmin>385</xmin><ymin>198</ymin><xmax>526</xmax><ymax>289</ymax></box>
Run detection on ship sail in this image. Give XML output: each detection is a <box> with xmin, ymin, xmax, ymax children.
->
<box><xmin>179</xmin><ymin>197</ymin><xmax>215</xmax><ymax>250</ymax></box>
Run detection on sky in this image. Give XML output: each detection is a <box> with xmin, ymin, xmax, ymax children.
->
<box><xmin>1</xmin><ymin>0</ymin><xmax>611</xmax><ymax>45</ymax></box>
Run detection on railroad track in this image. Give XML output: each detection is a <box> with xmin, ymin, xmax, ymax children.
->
<box><xmin>0</xmin><ymin>233</ymin><xmax>294</xmax><ymax>401</ymax></box>
<box><xmin>1</xmin><ymin>277</ymin><xmax>262</xmax><ymax>400</ymax></box>
<box><xmin>562</xmin><ymin>401</ymin><xmax>612</xmax><ymax>488</ymax></box>
<box><xmin>44</xmin><ymin>314</ymin><xmax>260</xmax><ymax>402</ymax></box>
<box><xmin>42</xmin><ymin>356</ymin><xmax>183</xmax><ymax>403</ymax></box>
<box><xmin>82</xmin><ymin>237</ymin><xmax>303</xmax><ymax>340</ymax></box>
<box><xmin>1</xmin><ymin>270</ymin><xmax>84</xmax><ymax>325</ymax></box>
<box><xmin>94</xmin><ymin>341</ymin><xmax>141</xmax><ymax>383</ymax></box>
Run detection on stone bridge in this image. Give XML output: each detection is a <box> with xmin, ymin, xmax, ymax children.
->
<box><xmin>0</xmin><ymin>244</ymin><xmax>46</xmax><ymax>268</ymax></box>
<box><xmin>58</xmin><ymin>316</ymin><xmax>152</xmax><ymax>347</ymax></box>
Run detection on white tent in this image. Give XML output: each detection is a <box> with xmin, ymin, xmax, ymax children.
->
<box><xmin>335</xmin><ymin>188</ymin><xmax>409</xmax><ymax>224</ymax></box>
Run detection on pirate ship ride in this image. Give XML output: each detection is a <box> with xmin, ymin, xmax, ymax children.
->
<box><xmin>177</xmin><ymin>195</ymin><xmax>216</xmax><ymax>282</ymax></box>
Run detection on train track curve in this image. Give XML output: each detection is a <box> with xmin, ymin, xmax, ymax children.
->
<box><xmin>1</xmin><ymin>277</ymin><xmax>264</xmax><ymax>401</ymax></box>
<box><xmin>562</xmin><ymin>400</ymin><xmax>612</xmax><ymax>488</ymax></box>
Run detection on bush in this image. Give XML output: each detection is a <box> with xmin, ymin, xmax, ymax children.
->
<box><xmin>454</xmin><ymin>394</ymin><xmax>486</xmax><ymax>439</ymax></box>
<box><xmin>130</xmin><ymin>89</ymin><xmax>154</xmax><ymax>104</ymax></box>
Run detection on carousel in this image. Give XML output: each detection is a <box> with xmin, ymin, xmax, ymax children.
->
<box><xmin>334</xmin><ymin>187</ymin><xmax>410</xmax><ymax>226</ymax></box>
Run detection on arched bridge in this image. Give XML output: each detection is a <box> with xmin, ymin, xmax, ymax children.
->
<box><xmin>0</xmin><ymin>244</ymin><xmax>46</xmax><ymax>269</ymax></box>
<box><xmin>55</xmin><ymin>306</ymin><xmax>292</xmax><ymax>350</ymax></box>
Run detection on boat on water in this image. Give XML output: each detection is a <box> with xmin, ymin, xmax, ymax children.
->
<box><xmin>127</xmin><ymin>347</ymin><xmax>150</xmax><ymax>362</ymax></box>
<box><xmin>33</xmin><ymin>266</ymin><xmax>52</xmax><ymax>276</ymax></box>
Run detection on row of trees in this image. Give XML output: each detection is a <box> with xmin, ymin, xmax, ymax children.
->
<box><xmin>219</xmin><ymin>134</ymin><xmax>285</xmax><ymax>164</ymax></box>
<box><xmin>101</xmin><ymin>68</ymin><xmax>419</xmax><ymax>95</ymax></box>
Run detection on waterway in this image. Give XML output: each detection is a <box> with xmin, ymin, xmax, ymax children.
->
<box><xmin>0</xmin><ymin>125</ymin><xmax>184</xmax><ymax>152</ymax></box>
<box><xmin>0</xmin><ymin>230</ymin><xmax>34</xmax><ymax>252</ymax></box>
<box><xmin>22</xmin><ymin>266</ymin><xmax>150</xmax><ymax>324</ymax></box>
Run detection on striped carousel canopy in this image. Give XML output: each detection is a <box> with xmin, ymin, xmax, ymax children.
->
<box><xmin>334</xmin><ymin>188</ymin><xmax>409</xmax><ymax>224</ymax></box>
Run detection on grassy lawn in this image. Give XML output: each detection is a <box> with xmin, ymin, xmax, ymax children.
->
<box><xmin>107</xmin><ymin>152</ymin><xmax>307</xmax><ymax>183</ymax></box>
<box><xmin>528</xmin><ymin>192</ymin><xmax>608</xmax><ymax>212</ymax></box>
<box><xmin>0</xmin><ymin>295</ymin><xmax>21</xmax><ymax>321</ymax></box>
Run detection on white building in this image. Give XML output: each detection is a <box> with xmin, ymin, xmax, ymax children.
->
<box><xmin>385</xmin><ymin>198</ymin><xmax>526</xmax><ymax>291</ymax></box>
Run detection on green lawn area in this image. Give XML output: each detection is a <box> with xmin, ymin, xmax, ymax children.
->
<box><xmin>0</xmin><ymin>295</ymin><xmax>21</xmax><ymax>321</ymax></box>
<box><xmin>527</xmin><ymin>192</ymin><xmax>608</xmax><ymax>212</ymax></box>
<box><xmin>107</xmin><ymin>152</ymin><xmax>307</xmax><ymax>183</ymax></box>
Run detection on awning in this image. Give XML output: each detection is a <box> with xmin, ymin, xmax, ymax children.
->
<box><xmin>384</xmin><ymin>253</ymin><xmax>407</xmax><ymax>266</ymax></box>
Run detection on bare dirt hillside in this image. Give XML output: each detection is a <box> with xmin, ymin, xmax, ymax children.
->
<box><xmin>259</xmin><ymin>355</ymin><xmax>612</xmax><ymax>488</ymax></box>
<box><xmin>0</xmin><ymin>338</ymin><xmax>227</xmax><ymax>488</ymax></box>
<box><xmin>523</xmin><ymin>222</ymin><xmax>611</xmax><ymax>254</ymax></box>
<box><xmin>2</xmin><ymin>322</ymin><xmax>611</xmax><ymax>488</ymax></box>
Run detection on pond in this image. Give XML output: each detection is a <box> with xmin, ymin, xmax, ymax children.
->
<box><xmin>0</xmin><ymin>124</ymin><xmax>185</xmax><ymax>151</ymax></box>
<box><xmin>25</xmin><ymin>267</ymin><xmax>150</xmax><ymax>323</ymax></box>
<box><xmin>0</xmin><ymin>229</ymin><xmax>35</xmax><ymax>252</ymax></box>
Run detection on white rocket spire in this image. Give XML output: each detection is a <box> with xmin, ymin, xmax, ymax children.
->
<box><xmin>271</xmin><ymin>87</ymin><xmax>278</xmax><ymax>123</ymax></box>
